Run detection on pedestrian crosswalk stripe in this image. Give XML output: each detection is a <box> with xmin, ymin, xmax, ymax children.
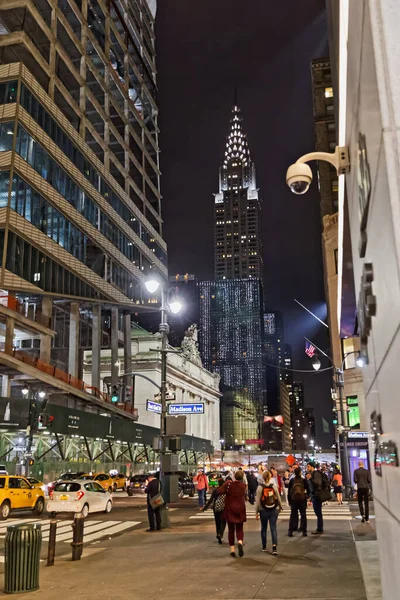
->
<box><xmin>190</xmin><ymin>504</ymin><xmax>352</xmax><ymax>521</ymax></box>
<box><xmin>0</xmin><ymin>519</ymin><xmax>142</xmax><ymax>544</ymax></box>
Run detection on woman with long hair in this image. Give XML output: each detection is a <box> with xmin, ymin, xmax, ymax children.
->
<box><xmin>217</xmin><ymin>470</ymin><xmax>247</xmax><ymax>557</ymax></box>
<box><xmin>332</xmin><ymin>469</ymin><xmax>343</xmax><ymax>505</ymax></box>
<box><xmin>255</xmin><ymin>469</ymin><xmax>283</xmax><ymax>555</ymax></box>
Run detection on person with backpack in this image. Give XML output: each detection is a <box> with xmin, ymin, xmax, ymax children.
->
<box><xmin>307</xmin><ymin>462</ymin><xmax>330</xmax><ymax>534</ymax></box>
<box><xmin>255</xmin><ymin>469</ymin><xmax>283</xmax><ymax>555</ymax></box>
<box><xmin>201</xmin><ymin>478</ymin><xmax>226</xmax><ymax>543</ymax></box>
<box><xmin>288</xmin><ymin>467</ymin><xmax>309</xmax><ymax>537</ymax></box>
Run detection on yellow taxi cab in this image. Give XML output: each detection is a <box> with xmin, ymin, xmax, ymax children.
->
<box><xmin>27</xmin><ymin>477</ymin><xmax>45</xmax><ymax>492</ymax></box>
<box><xmin>111</xmin><ymin>473</ymin><xmax>127</xmax><ymax>492</ymax></box>
<box><xmin>0</xmin><ymin>475</ymin><xmax>45</xmax><ymax>520</ymax></box>
<box><xmin>77</xmin><ymin>473</ymin><xmax>114</xmax><ymax>493</ymax></box>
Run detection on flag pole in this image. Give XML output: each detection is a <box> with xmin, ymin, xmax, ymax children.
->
<box><xmin>294</xmin><ymin>299</ymin><xmax>329</xmax><ymax>328</ymax></box>
<box><xmin>305</xmin><ymin>337</ymin><xmax>330</xmax><ymax>360</ymax></box>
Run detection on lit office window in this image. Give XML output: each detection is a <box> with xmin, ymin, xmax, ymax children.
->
<box><xmin>325</xmin><ymin>87</ymin><xmax>333</xmax><ymax>98</ymax></box>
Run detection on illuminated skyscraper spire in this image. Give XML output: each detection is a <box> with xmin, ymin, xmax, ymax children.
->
<box><xmin>214</xmin><ymin>103</ymin><xmax>263</xmax><ymax>281</ymax></box>
<box><xmin>223</xmin><ymin>105</ymin><xmax>251</xmax><ymax>167</ymax></box>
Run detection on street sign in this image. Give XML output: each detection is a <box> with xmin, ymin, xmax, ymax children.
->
<box><xmin>154</xmin><ymin>393</ymin><xmax>176</xmax><ymax>401</ymax></box>
<box><xmin>168</xmin><ymin>403</ymin><xmax>204</xmax><ymax>415</ymax></box>
<box><xmin>146</xmin><ymin>400</ymin><xmax>161</xmax><ymax>414</ymax></box>
<box><xmin>245</xmin><ymin>439</ymin><xmax>264</xmax><ymax>445</ymax></box>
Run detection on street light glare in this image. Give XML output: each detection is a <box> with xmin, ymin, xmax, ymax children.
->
<box><xmin>38</xmin><ymin>389</ymin><xmax>46</xmax><ymax>399</ymax></box>
<box><xmin>21</xmin><ymin>385</ymin><xmax>29</xmax><ymax>396</ymax></box>
<box><xmin>169</xmin><ymin>301</ymin><xmax>183</xmax><ymax>314</ymax></box>
<box><xmin>312</xmin><ymin>356</ymin><xmax>321</xmax><ymax>371</ymax></box>
<box><xmin>144</xmin><ymin>279</ymin><xmax>160</xmax><ymax>294</ymax></box>
<box><xmin>356</xmin><ymin>354</ymin><xmax>365</xmax><ymax>368</ymax></box>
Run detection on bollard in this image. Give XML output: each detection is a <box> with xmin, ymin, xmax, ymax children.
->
<box><xmin>71</xmin><ymin>513</ymin><xmax>84</xmax><ymax>561</ymax></box>
<box><xmin>46</xmin><ymin>520</ymin><xmax>57</xmax><ymax>566</ymax></box>
<box><xmin>4</xmin><ymin>523</ymin><xmax>42</xmax><ymax>594</ymax></box>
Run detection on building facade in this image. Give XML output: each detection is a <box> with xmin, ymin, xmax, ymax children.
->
<box><xmin>0</xmin><ymin>0</ymin><xmax>169</xmax><ymax>479</ymax></box>
<box><xmin>214</xmin><ymin>105</ymin><xmax>263</xmax><ymax>280</ymax></box>
<box><xmin>329</xmin><ymin>2</ymin><xmax>400</xmax><ymax>596</ymax></box>
<box><xmin>83</xmin><ymin>325</ymin><xmax>221</xmax><ymax>451</ymax></box>
<box><xmin>311</xmin><ymin>58</ymin><xmax>365</xmax><ymax>459</ymax></box>
<box><xmin>198</xmin><ymin>278</ymin><xmax>264</xmax><ymax>447</ymax></box>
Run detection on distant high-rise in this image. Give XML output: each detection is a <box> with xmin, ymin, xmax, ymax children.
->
<box><xmin>311</xmin><ymin>58</ymin><xmax>338</xmax><ymax>217</ymax></box>
<box><xmin>214</xmin><ymin>105</ymin><xmax>263</xmax><ymax>280</ymax></box>
<box><xmin>263</xmin><ymin>311</ymin><xmax>283</xmax><ymax>416</ymax></box>
<box><xmin>199</xmin><ymin>279</ymin><xmax>264</xmax><ymax>446</ymax></box>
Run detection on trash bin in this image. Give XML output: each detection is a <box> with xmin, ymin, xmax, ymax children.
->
<box><xmin>4</xmin><ymin>523</ymin><xmax>42</xmax><ymax>594</ymax></box>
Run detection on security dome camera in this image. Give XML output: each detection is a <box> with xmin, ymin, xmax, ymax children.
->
<box><xmin>286</xmin><ymin>162</ymin><xmax>313</xmax><ymax>195</ymax></box>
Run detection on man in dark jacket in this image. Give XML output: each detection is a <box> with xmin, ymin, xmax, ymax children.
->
<box><xmin>145</xmin><ymin>474</ymin><xmax>161</xmax><ymax>532</ymax></box>
<box><xmin>288</xmin><ymin>467</ymin><xmax>309</xmax><ymax>537</ymax></box>
<box><xmin>354</xmin><ymin>461</ymin><xmax>371</xmax><ymax>523</ymax></box>
<box><xmin>307</xmin><ymin>462</ymin><xmax>324</xmax><ymax>534</ymax></box>
<box><xmin>247</xmin><ymin>472</ymin><xmax>258</xmax><ymax>505</ymax></box>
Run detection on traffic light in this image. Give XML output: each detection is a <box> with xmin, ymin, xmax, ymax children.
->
<box><xmin>332</xmin><ymin>408</ymin><xmax>338</xmax><ymax>425</ymax></box>
<box><xmin>38</xmin><ymin>414</ymin><xmax>48</xmax><ymax>429</ymax></box>
<box><xmin>111</xmin><ymin>385</ymin><xmax>119</xmax><ymax>403</ymax></box>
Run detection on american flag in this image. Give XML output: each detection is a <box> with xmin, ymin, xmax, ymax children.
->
<box><xmin>305</xmin><ymin>340</ymin><xmax>316</xmax><ymax>357</ymax></box>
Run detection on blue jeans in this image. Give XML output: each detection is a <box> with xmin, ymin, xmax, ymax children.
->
<box><xmin>312</xmin><ymin>497</ymin><xmax>323</xmax><ymax>532</ymax></box>
<box><xmin>198</xmin><ymin>488</ymin><xmax>206</xmax><ymax>508</ymax></box>
<box><xmin>260</xmin><ymin>508</ymin><xmax>279</xmax><ymax>547</ymax></box>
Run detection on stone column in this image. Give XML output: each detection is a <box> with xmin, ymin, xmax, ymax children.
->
<box><xmin>1</xmin><ymin>375</ymin><xmax>11</xmax><ymax>397</ymax></box>
<box><xmin>68</xmin><ymin>303</ymin><xmax>80</xmax><ymax>377</ymax></box>
<box><xmin>111</xmin><ymin>307</ymin><xmax>119</xmax><ymax>391</ymax></box>
<box><xmin>123</xmin><ymin>312</ymin><xmax>132</xmax><ymax>403</ymax></box>
<box><xmin>39</xmin><ymin>297</ymin><xmax>53</xmax><ymax>363</ymax></box>
<box><xmin>4</xmin><ymin>317</ymin><xmax>14</xmax><ymax>355</ymax></box>
<box><xmin>91</xmin><ymin>305</ymin><xmax>102</xmax><ymax>392</ymax></box>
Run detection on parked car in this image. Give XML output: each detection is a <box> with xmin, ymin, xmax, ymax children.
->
<box><xmin>26</xmin><ymin>477</ymin><xmax>45</xmax><ymax>492</ymax></box>
<box><xmin>77</xmin><ymin>473</ymin><xmax>114</xmax><ymax>493</ymax></box>
<box><xmin>111</xmin><ymin>473</ymin><xmax>127</xmax><ymax>492</ymax></box>
<box><xmin>126</xmin><ymin>474</ymin><xmax>150</xmax><ymax>496</ymax></box>
<box><xmin>47</xmin><ymin>472</ymin><xmax>86</xmax><ymax>496</ymax></box>
<box><xmin>0</xmin><ymin>475</ymin><xmax>45</xmax><ymax>520</ymax></box>
<box><xmin>47</xmin><ymin>480</ymin><xmax>112</xmax><ymax>518</ymax></box>
<box><xmin>178</xmin><ymin>472</ymin><xmax>195</xmax><ymax>497</ymax></box>
<box><xmin>0</xmin><ymin>465</ymin><xmax>7</xmax><ymax>475</ymax></box>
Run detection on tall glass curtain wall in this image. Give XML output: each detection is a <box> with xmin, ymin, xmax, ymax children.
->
<box><xmin>0</xmin><ymin>79</ymin><xmax>166</xmax><ymax>265</ymax></box>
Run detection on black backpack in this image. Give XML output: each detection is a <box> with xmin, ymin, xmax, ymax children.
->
<box><xmin>290</xmin><ymin>479</ymin><xmax>306</xmax><ymax>502</ymax></box>
<box><xmin>316</xmin><ymin>471</ymin><xmax>331</xmax><ymax>502</ymax></box>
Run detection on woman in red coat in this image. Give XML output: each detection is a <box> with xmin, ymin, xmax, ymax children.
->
<box><xmin>217</xmin><ymin>470</ymin><xmax>247</xmax><ymax>557</ymax></box>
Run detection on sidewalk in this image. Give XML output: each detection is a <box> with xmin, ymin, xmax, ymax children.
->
<box><xmin>3</xmin><ymin>502</ymin><xmax>380</xmax><ymax>600</ymax></box>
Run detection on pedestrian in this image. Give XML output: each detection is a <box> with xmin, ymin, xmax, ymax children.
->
<box><xmin>255</xmin><ymin>469</ymin><xmax>282</xmax><ymax>555</ymax></box>
<box><xmin>354</xmin><ymin>461</ymin><xmax>371</xmax><ymax>523</ymax></box>
<box><xmin>144</xmin><ymin>473</ymin><xmax>162</xmax><ymax>532</ymax></box>
<box><xmin>332</xmin><ymin>468</ymin><xmax>344</xmax><ymax>505</ymax></box>
<box><xmin>247</xmin><ymin>471</ymin><xmax>258</xmax><ymax>505</ymax></box>
<box><xmin>217</xmin><ymin>470</ymin><xmax>247</xmax><ymax>557</ymax></box>
<box><xmin>307</xmin><ymin>462</ymin><xmax>325</xmax><ymax>534</ymax></box>
<box><xmin>194</xmin><ymin>469</ymin><xmax>208</xmax><ymax>509</ymax></box>
<box><xmin>270</xmin><ymin>466</ymin><xmax>283</xmax><ymax>496</ymax></box>
<box><xmin>282</xmin><ymin>469</ymin><xmax>291</xmax><ymax>506</ymax></box>
<box><xmin>201</xmin><ymin>478</ymin><xmax>226</xmax><ymax>543</ymax></box>
<box><xmin>288</xmin><ymin>467</ymin><xmax>308</xmax><ymax>537</ymax></box>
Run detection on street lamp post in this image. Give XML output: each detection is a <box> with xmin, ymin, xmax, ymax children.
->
<box><xmin>144</xmin><ymin>278</ymin><xmax>183</xmax><ymax>501</ymax></box>
<box><xmin>21</xmin><ymin>384</ymin><xmax>46</xmax><ymax>477</ymax></box>
<box><xmin>311</xmin><ymin>350</ymin><xmax>365</xmax><ymax>497</ymax></box>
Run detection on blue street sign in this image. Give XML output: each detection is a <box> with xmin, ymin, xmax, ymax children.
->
<box><xmin>168</xmin><ymin>403</ymin><xmax>204</xmax><ymax>415</ymax></box>
<box><xmin>147</xmin><ymin>400</ymin><xmax>161</xmax><ymax>414</ymax></box>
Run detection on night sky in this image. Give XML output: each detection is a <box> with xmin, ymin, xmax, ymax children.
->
<box><xmin>155</xmin><ymin>0</ymin><xmax>333</xmax><ymax>447</ymax></box>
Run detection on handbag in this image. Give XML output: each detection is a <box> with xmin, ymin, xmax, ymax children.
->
<box><xmin>150</xmin><ymin>481</ymin><xmax>165</xmax><ymax>510</ymax></box>
<box><xmin>214</xmin><ymin>493</ymin><xmax>226</xmax><ymax>512</ymax></box>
